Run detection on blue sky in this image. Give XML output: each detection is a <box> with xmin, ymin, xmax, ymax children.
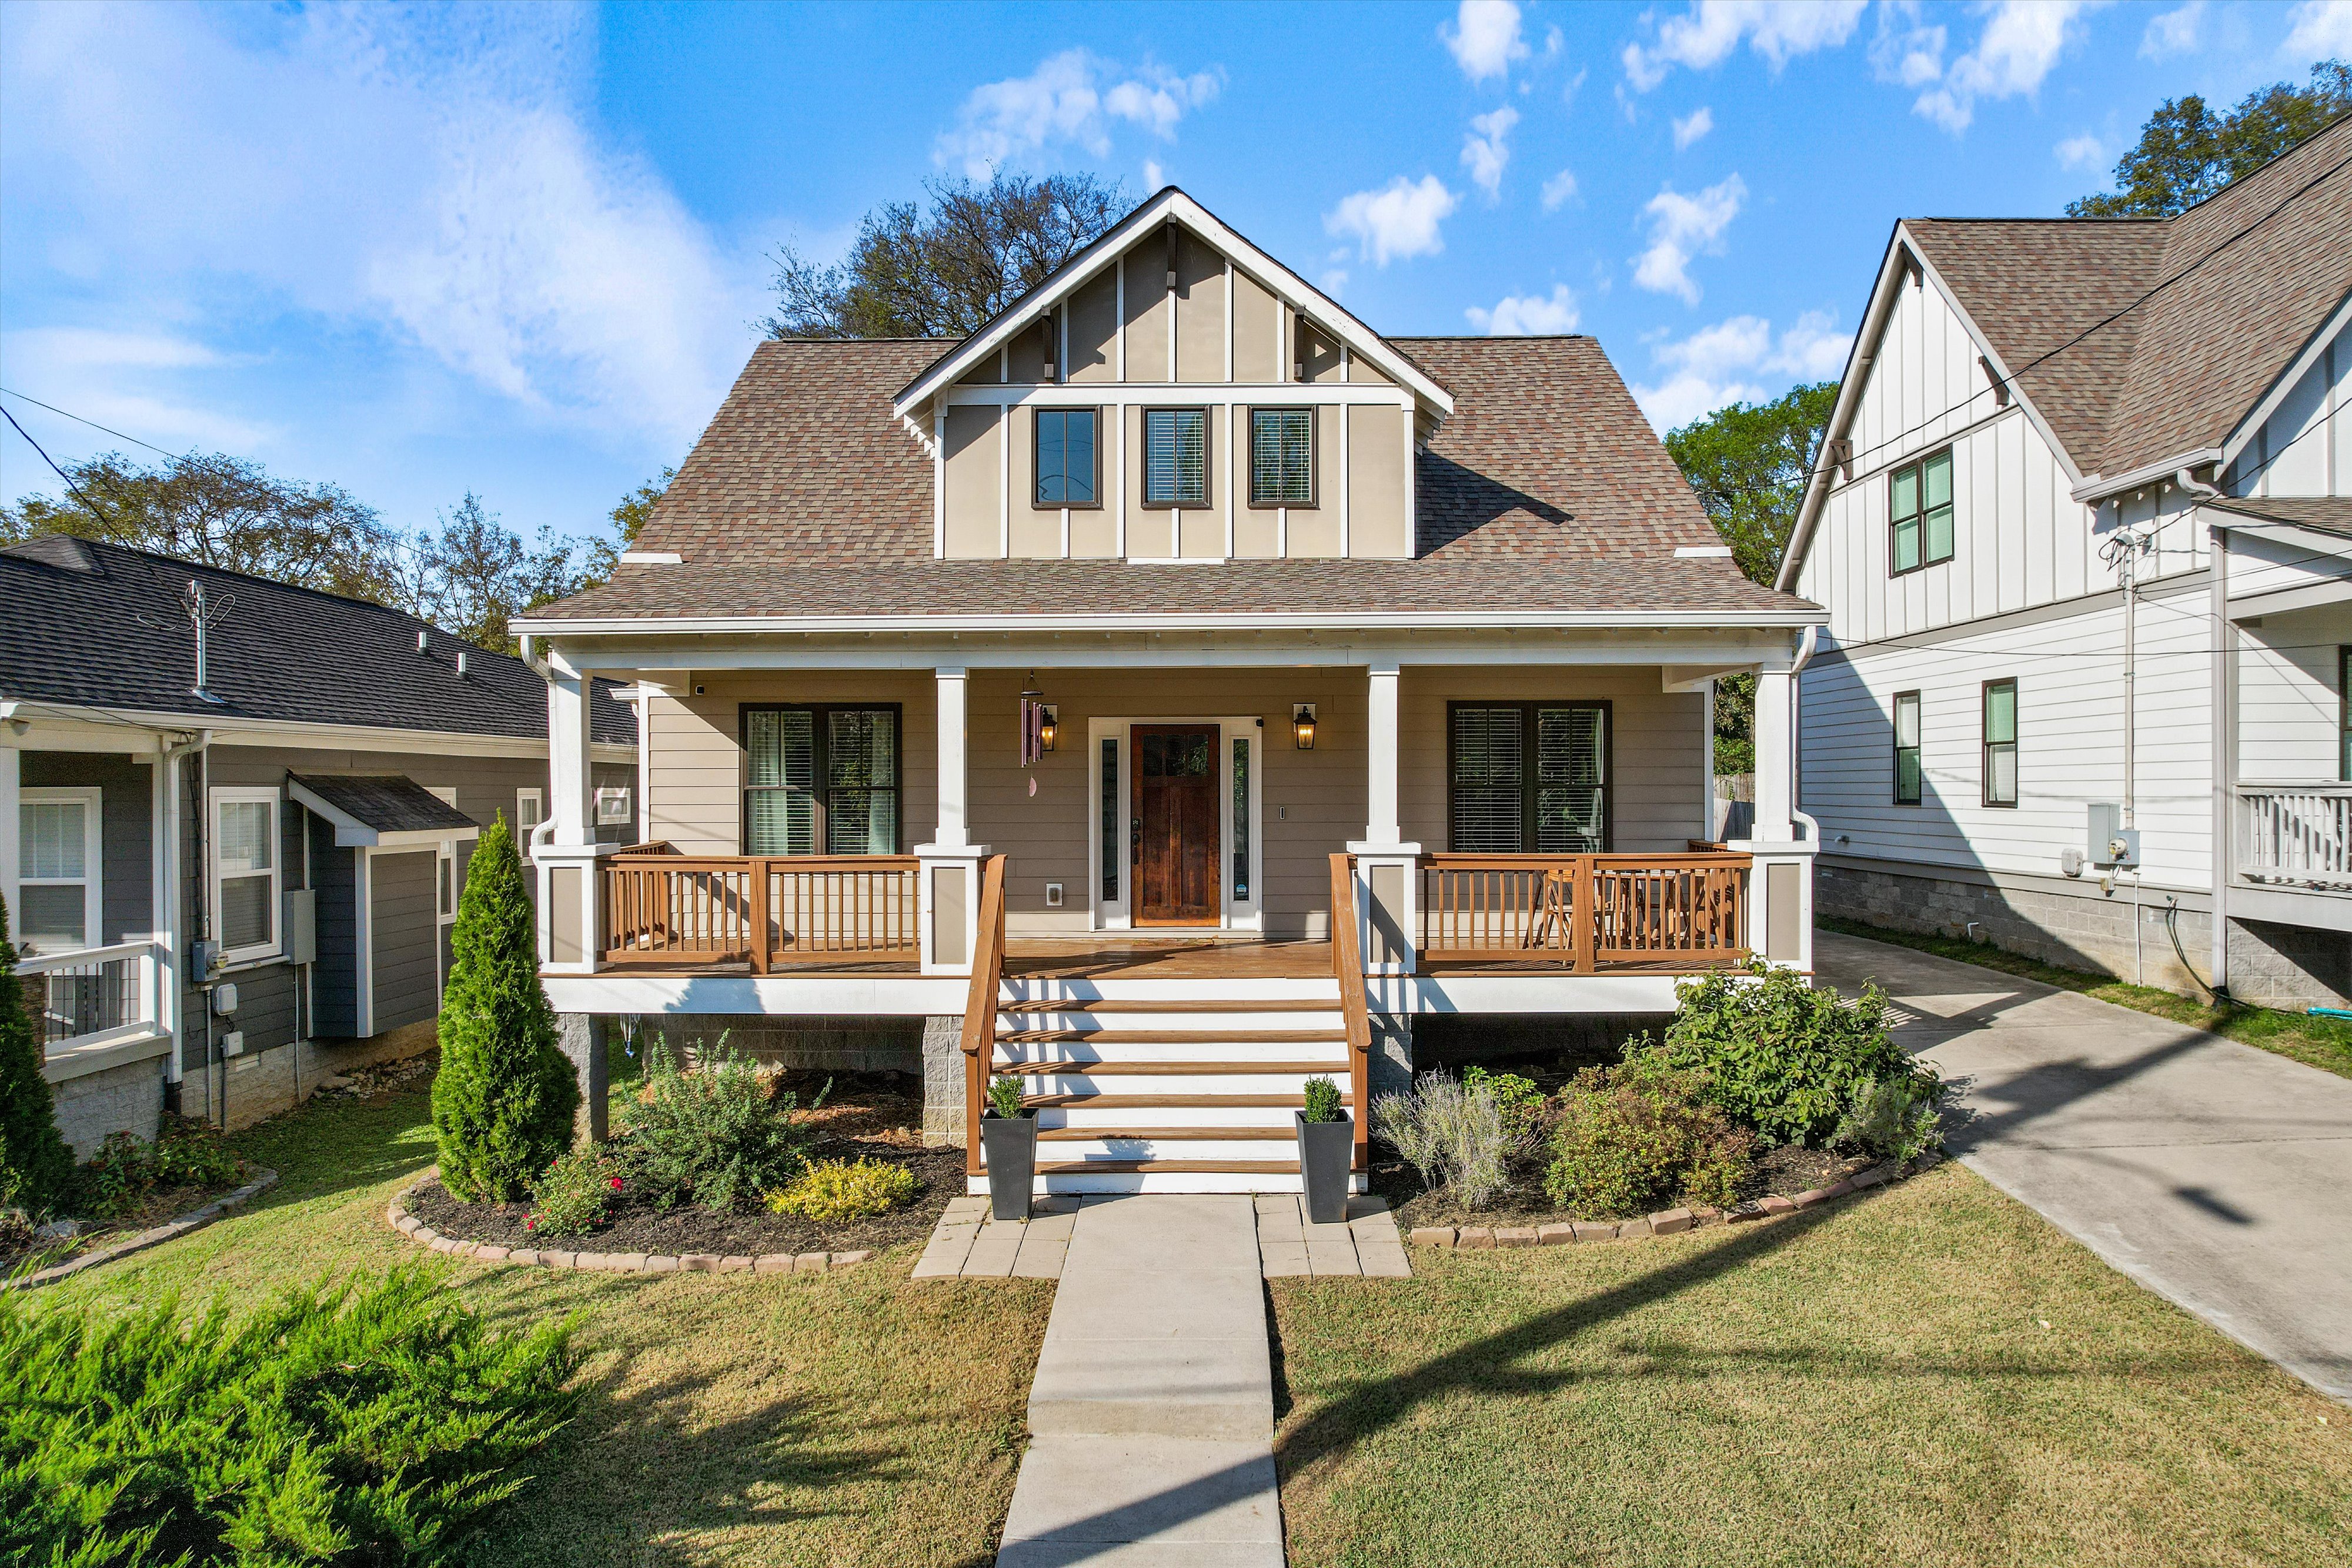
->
<box><xmin>4</xmin><ymin>0</ymin><xmax>2348</xmax><ymax>555</ymax></box>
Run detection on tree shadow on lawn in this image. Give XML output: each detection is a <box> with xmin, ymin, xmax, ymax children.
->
<box><xmin>225</xmin><ymin>1086</ymin><xmax>442</xmax><ymax>1212</ymax></box>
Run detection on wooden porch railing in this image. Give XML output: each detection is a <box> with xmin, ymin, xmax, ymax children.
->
<box><xmin>602</xmin><ymin>853</ymin><xmax>921</xmax><ymax>968</ymax></box>
<box><xmin>961</xmin><ymin>855</ymin><xmax>1010</xmax><ymax>1176</ymax></box>
<box><xmin>1417</xmin><ymin>852</ymin><xmax>1750</xmax><ymax>970</ymax></box>
<box><xmin>1328</xmin><ymin>854</ymin><xmax>1374</xmax><ymax>1172</ymax></box>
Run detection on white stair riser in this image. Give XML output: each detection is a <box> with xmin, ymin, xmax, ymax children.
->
<box><xmin>1000</xmin><ymin>979</ymin><xmax>1340</xmax><ymax>1005</ymax></box>
<box><xmin>999</xmin><ymin>1011</ymin><xmax>1346</xmax><ymax>1034</ymax></box>
<box><xmin>997</xmin><ymin>1041</ymin><xmax>1351</xmax><ymax>1066</ymax></box>
<box><xmin>1026</xmin><ymin>1071</ymin><xmax>1336</xmax><ymax>1097</ymax></box>
<box><xmin>1039</xmin><ymin>1105</ymin><xmax>1306</xmax><ymax>1130</ymax></box>
<box><xmin>965</xmin><ymin>1173</ymin><xmax>1370</xmax><ymax>1195</ymax></box>
<box><xmin>1027</xmin><ymin>1138</ymin><xmax>1305</xmax><ymax>1163</ymax></box>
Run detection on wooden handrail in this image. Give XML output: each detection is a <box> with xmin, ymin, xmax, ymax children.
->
<box><xmin>960</xmin><ymin>854</ymin><xmax>1009</xmax><ymax>1177</ymax></box>
<box><xmin>1328</xmin><ymin>853</ymin><xmax>1374</xmax><ymax>1173</ymax></box>
<box><xmin>1416</xmin><ymin>851</ymin><xmax>1752</xmax><ymax>971</ymax></box>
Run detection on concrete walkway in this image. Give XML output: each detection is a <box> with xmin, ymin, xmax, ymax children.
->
<box><xmin>1817</xmin><ymin>930</ymin><xmax>2352</xmax><ymax>1403</ymax></box>
<box><xmin>995</xmin><ymin>1195</ymin><xmax>1284</xmax><ymax>1567</ymax></box>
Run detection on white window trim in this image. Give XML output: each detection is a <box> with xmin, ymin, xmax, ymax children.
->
<box><xmin>19</xmin><ymin>786</ymin><xmax>103</xmax><ymax>955</ymax></box>
<box><xmin>516</xmin><ymin>787</ymin><xmax>544</xmax><ymax>833</ymax></box>
<box><xmin>209</xmin><ymin>786</ymin><xmax>283</xmax><ymax>967</ymax></box>
<box><xmin>1084</xmin><ymin>715</ymin><xmax>1264</xmax><ymax>934</ymax></box>
<box><xmin>596</xmin><ymin>784</ymin><xmax>633</xmax><ymax>827</ymax></box>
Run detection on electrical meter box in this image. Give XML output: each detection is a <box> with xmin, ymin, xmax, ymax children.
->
<box><xmin>284</xmin><ymin>889</ymin><xmax>317</xmax><ymax>966</ymax></box>
<box><xmin>2087</xmin><ymin>803</ymin><xmax>2140</xmax><ymax>868</ymax></box>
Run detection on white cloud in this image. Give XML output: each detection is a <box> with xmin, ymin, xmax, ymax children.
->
<box><xmin>1441</xmin><ymin>1</ymin><xmax>1528</xmax><ymax>82</ymax></box>
<box><xmin>1465</xmin><ymin>283</ymin><xmax>1580</xmax><ymax>335</ymax></box>
<box><xmin>1623</xmin><ymin>1</ymin><xmax>1867</xmax><ymax>92</ymax></box>
<box><xmin>1913</xmin><ymin>1</ymin><xmax>2085</xmax><ymax>133</ymax></box>
<box><xmin>2286</xmin><ymin>0</ymin><xmax>2352</xmax><ymax>54</ymax></box>
<box><xmin>1325</xmin><ymin>175</ymin><xmax>1458</xmax><ymax>266</ymax></box>
<box><xmin>934</xmin><ymin>49</ymin><xmax>1221</xmax><ymax>178</ymax></box>
<box><xmin>2055</xmin><ymin>132</ymin><xmax>2106</xmax><ymax>171</ymax></box>
<box><xmin>1461</xmin><ymin>105</ymin><xmax>1520</xmax><ymax>197</ymax></box>
<box><xmin>1144</xmin><ymin>159</ymin><xmax>1165</xmax><ymax>190</ymax></box>
<box><xmin>1869</xmin><ymin>4</ymin><xmax>1946</xmax><ymax>87</ymax></box>
<box><xmin>1541</xmin><ymin>168</ymin><xmax>1581</xmax><ymax>210</ymax></box>
<box><xmin>1630</xmin><ymin>309</ymin><xmax>1852</xmax><ymax>432</ymax></box>
<box><xmin>2141</xmin><ymin>2</ymin><xmax>2204</xmax><ymax>58</ymax></box>
<box><xmin>0</xmin><ymin>5</ymin><xmax>750</xmax><ymax>447</ymax></box>
<box><xmin>1672</xmin><ymin>106</ymin><xmax>1715</xmax><ymax>148</ymax></box>
<box><xmin>1632</xmin><ymin>174</ymin><xmax>1746</xmax><ymax>305</ymax></box>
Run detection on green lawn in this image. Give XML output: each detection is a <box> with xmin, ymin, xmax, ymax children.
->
<box><xmin>42</xmin><ymin>1082</ymin><xmax>1052</xmax><ymax>1568</ymax></box>
<box><xmin>1272</xmin><ymin>1165</ymin><xmax>2351</xmax><ymax>1568</ymax></box>
<box><xmin>1819</xmin><ymin>915</ymin><xmax>2352</xmax><ymax>1081</ymax></box>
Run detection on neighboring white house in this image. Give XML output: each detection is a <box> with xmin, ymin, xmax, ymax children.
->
<box><xmin>1781</xmin><ymin>116</ymin><xmax>2352</xmax><ymax>1006</ymax></box>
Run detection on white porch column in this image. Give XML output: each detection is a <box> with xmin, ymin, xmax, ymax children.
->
<box><xmin>1728</xmin><ymin>652</ymin><xmax>1816</xmax><ymax>971</ymax></box>
<box><xmin>1348</xmin><ymin>660</ymin><xmax>1419</xmax><ymax>976</ymax></box>
<box><xmin>917</xmin><ymin>665</ymin><xmax>987</xmax><ymax>975</ymax></box>
<box><xmin>536</xmin><ymin>648</ymin><xmax>610</xmax><ymax>974</ymax></box>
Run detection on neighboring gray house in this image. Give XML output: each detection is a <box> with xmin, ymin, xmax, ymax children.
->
<box><xmin>1</xmin><ymin>536</ymin><xmax>637</xmax><ymax>1153</ymax></box>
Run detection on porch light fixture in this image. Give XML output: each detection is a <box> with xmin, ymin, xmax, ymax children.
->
<box><xmin>1020</xmin><ymin>674</ymin><xmax>1055</xmax><ymax>763</ymax></box>
<box><xmin>1039</xmin><ymin>706</ymin><xmax>1057</xmax><ymax>752</ymax></box>
<box><xmin>1292</xmin><ymin>703</ymin><xmax>1317</xmax><ymax>750</ymax></box>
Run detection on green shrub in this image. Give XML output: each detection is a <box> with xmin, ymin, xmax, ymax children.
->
<box><xmin>765</xmin><ymin>1156</ymin><xmax>918</xmax><ymax>1221</ymax></box>
<box><xmin>527</xmin><ymin>1145</ymin><xmax>626</xmax><ymax>1236</ymax></box>
<box><xmin>0</xmin><ymin>893</ymin><xmax>74</xmax><ymax>1215</ymax></box>
<box><xmin>1460</xmin><ymin>1065</ymin><xmax>1546</xmax><ymax>1141</ymax></box>
<box><xmin>1831</xmin><ymin>1072</ymin><xmax>1946</xmax><ymax>1164</ymax></box>
<box><xmin>1301</xmin><ymin>1075</ymin><xmax>1345</xmax><ymax>1123</ymax></box>
<box><xmin>987</xmin><ymin>1072</ymin><xmax>1027</xmax><ymax>1119</ymax></box>
<box><xmin>1653</xmin><ymin>961</ymin><xmax>1918</xmax><ymax>1146</ymax></box>
<box><xmin>1544</xmin><ymin>1054</ymin><xmax>1758</xmax><ymax>1218</ymax></box>
<box><xmin>1373</xmin><ymin>1072</ymin><xmax>1511</xmax><ymax>1209</ymax></box>
<box><xmin>431</xmin><ymin>819</ymin><xmax>579</xmax><ymax>1201</ymax></box>
<box><xmin>75</xmin><ymin>1117</ymin><xmax>249</xmax><ymax>1220</ymax></box>
<box><xmin>615</xmin><ymin>1037</ymin><xmax>821</xmax><ymax>1211</ymax></box>
<box><xmin>0</xmin><ymin>1264</ymin><xmax>576</xmax><ymax>1566</ymax></box>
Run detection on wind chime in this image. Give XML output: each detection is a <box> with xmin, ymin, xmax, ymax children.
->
<box><xmin>1018</xmin><ymin>673</ymin><xmax>1056</xmax><ymax>796</ymax></box>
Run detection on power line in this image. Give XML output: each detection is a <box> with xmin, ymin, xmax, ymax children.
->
<box><xmin>1</xmin><ymin>404</ymin><xmax>121</xmax><ymax>523</ymax></box>
<box><xmin>0</xmin><ymin>386</ymin><xmax>179</xmax><ymax>459</ymax></box>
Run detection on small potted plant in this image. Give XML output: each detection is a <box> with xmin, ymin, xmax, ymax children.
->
<box><xmin>981</xmin><ymin>1072</ymin><xmax>1036</xmax><ymax>1222</ymax></box>
<box><xmin>1296</xmin><ymin>1074</ymin><xmax>1352</xmax><ymax>1224</ymax></box>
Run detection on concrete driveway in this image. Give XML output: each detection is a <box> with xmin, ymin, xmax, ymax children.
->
<box><xmin>1815</xmin><ymin>930</ymin><xmax>2352</xmax><ymax>1403</ymax></box>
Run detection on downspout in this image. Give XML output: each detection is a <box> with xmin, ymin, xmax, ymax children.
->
<box><xmin>156</xmin><ymin>730</ymin><xmax>203</xmax><ymax>1092</ymax></box>
<box><xmin>1789</xmin><ymin>626</ymin><xmax>1822</xmax><ymax>844</ymax></box>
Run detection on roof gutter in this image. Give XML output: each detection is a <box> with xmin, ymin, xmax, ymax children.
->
<box><xmin>2070</xmin><ymin>447</ymin><xmax>2224</xmax><ymax>504</ymax></box>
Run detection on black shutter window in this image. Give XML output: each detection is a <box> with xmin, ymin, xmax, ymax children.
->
<box><xmin>1451</xmin><ymin>707</ymin><xmax>1525</xmax><ymax>851</ymax></box>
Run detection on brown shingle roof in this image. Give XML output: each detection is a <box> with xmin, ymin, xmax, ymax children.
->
<box><xmin>1906</xmin><ymin>116</ymin><xmax>2352</xmax><ymax>479</ymax></box>
<box><xmin>532</xmin><ymin>335</ymin><xmax>1814</xmax><ymax>624</ymax></box>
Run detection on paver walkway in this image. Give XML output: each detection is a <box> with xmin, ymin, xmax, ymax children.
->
<box><xmin>995</xmin><ymin>1195</ymin><xmax>1285</xmax><ymax>1567</ymax></box>
<box><xmin>1818</xmin><ymin>930</ymin><xmax>2352</xmax><ymax>1403</ymax></box>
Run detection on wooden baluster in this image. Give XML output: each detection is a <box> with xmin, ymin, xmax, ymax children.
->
<box><xmin>1573</xmin><ymin>855</ymin><xmax>1596</xmax><ymax>974</ymax></box>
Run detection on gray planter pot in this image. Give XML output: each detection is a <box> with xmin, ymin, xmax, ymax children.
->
<box><xmin>1295</xmin><ymin>1111</ymin><xmax>1354</xmax><ymax>1225</ymax></box>
<box><xmin>981</xmin><ymin>1113</ymin><xmax>1037</xmax><ymax>1221</ymax></box>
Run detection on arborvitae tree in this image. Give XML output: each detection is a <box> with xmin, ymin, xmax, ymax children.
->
<box><xmin>0</xmin><ymin>893</ymin><xmax>76</xmax><ymax>1213</ymax></box>
<box><xmin>429</xmin><ymin>818</ymin><xmax>579</xmax><ymax>1201</ymax></box>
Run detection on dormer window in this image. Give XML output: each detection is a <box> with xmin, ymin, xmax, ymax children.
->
<box><xmin>1034</xmin><ymin>409</ymin><xmax>1100</xmax><ymax>507</ymax></box>
<box><xmin>1143</xmin><ymin>408</ymin><xmax>1208</xmax><ymax>507</ymax></box>
<box><xmin>1249</xmin><ymin>409</ymin><xmax>1315</xmax><ymax>506</ymax></box>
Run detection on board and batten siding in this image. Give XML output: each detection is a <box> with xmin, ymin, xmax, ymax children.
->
<box><xmin>1801</xmin><ymin>583</ymin><xmax>2216</xmax><ymax>892</ymax></box>
<box><xmin>368</xmin><ymin>849</ymin><xmax>439</xmax><ymax>1034</ymax></box>
<box><xmin>2227</xmin><ymin>319</ymin><xmax>2350</xmax><ymax>500</ymax></box>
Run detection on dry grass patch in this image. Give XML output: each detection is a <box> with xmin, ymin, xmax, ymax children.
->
<box><xmin>43</xmin><ymin>1079</ymin><xmax>1053</xmax><ymax>1568</ymax></box>
<box><xmin>1272</xmin><ymin>1165</ymin><xmax>2351</xmax><ymax>1568</ymax></box>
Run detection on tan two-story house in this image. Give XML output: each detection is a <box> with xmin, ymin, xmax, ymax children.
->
<box><xmin>516</xmin><ymin>188</ymin><xmax>1825</xmax><ymax>1196</ymax></box>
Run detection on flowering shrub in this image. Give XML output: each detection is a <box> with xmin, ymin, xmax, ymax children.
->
<box><xmin>763</xmin><ymin>1158</ymin><xmax>918</xmax><ymax>1222</ymax></box>
<box><xmin>527</xmin><ymin>1145</ymin><xmax>625</xmax><ymax>1236</ymax></box>
<box><xmin>1544</xmin><ymin>1052</ymin><xmax>1758</xmax><ymax>1218</ymax></box>
<box><xmin>613</xmin><ymin>1037</ymin><xmax>824</xmax><ymax>1211</ymax></box>
<box><xmin>75</xmin><ymin>1118</ymin><xmax>248</xmax><ymax>1219</ymax></box>
<box><xmin>1652</xmin><ymin>961</ymin><xmax>1920</xmax><ymax>1148</ymax></box>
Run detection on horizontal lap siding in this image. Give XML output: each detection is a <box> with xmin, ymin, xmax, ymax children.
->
<box><xmin>22</xmin><ymin>750</ymin><xmax>153</xmax><ymax>947</ymax></box>
<box><xmin>2237</xmin><ymin>604</ymin><xmax>2350</xmax><ymax>780</ymax></box>
<box><xmin>369</xmin><ymin>850</ymin><xmax>439</xmax><ymax>1034</ymax></box>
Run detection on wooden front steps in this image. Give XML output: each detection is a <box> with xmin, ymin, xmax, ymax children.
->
<box><xmin>1037</xmin><ymin>1125</ymin><xmax>1295</xmax><ymax>1141</ymax></box>
<box><xmin>1034</xmin><ymin>1159</ymin><xmax>1301</xmax><ymax>1176</ymax></box>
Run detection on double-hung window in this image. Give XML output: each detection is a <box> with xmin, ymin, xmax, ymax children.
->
<box><xmin>1142</xmin><ymin>408</ymin><xmax>1207</xmax><ymax>506</ymax></box>
<box><xmin>1034</xmin><ymin>409</ymin><xmax>1100</xmax><ymax>507</ymax></box>
<box><xmin>1982</xmin><ymin>679</ymin><xmax>2019</xmax><ymax>807</ymax></box>
<box><xmin>1891</xmin><ymin>449</ymin><xmax>1955</xmax><ymax>574</ymax></box>
<box><xmin>1248</xmin><ymin>408</ymin><xmax>1314</xmax><ymax>506</ymax></box>
<box><xmin>19</xmin><ymin>788</ymin><xmax>102</xmax><ymax>953</ymax></box>
<box><xmin>212</xmin><ymin>788</ymin><xmax>281</xmax><ymax>962</ymax></box>
<box><xmin>1448</xmin><ymin>703</ymin><xmax>1610</xmax><ymax>852</ymax></box>
<box><xmin>743</xmin><ymin>705</ymin><xmax>901</xmax><ymax>855</ymax></box>
<box><xmin>1893</xmin><ymin>691</ymin><xmax>1923</xmax><ymax>805</ymax></box>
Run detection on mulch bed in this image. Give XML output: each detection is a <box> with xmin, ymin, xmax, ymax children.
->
<box><xmin>407</xmin><ymin>1069</ymin><xmax>961</xmax><ymax>1258</ymax></box>
<box><xmin>1377</xmin><ymin>1141</ymin><xmax>1876</xmax><ymax>1232</ymax></box>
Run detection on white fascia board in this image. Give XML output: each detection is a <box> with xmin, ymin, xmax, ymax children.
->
<box><xmin>519</xmin><ymin>607</ymin><xmax>1827</xmax><ymax>639</ymax></box>
<box><xmin>0</xmin><ymin>705</ymin><xmax>181</xmax><ymax>754</ymax></box>
<box><xmin>2218</xmin><ymin>289</ymin><xmax>2352</xmax><ymax>472</ymax></box>
<box><xmin>2069</xmin><ymin>448</ymin><xmax>2226</xmax><ymax>503</ymax></box>
<box><xmin>286</xmin><ymin>780</ymin><xmax>476</xmax><ymax>849</ymax></box>
<box><xmin>890</xmin><ymin>188</ymin><xmax>1454</xmax><ymax>421</ymax></box>
<box><xmin>6</xmin><ymin>704</ymin><xmax>633</xmax><ymax>764</ymax></box>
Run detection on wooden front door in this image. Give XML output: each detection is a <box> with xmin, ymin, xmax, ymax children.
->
<box><xmin>1133</xmin><ymin>725</ymin><xmax>1221</xmax><ymax>924</ymax></box>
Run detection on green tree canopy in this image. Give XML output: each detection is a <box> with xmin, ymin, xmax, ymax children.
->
<box><xmin>2069</xmin><ymin>60</ymin><xmax>2350</xmax><ymax>218</ymax></box>
<box><xmin>764</xmin><ymin>171</ymin><xmax>1130</xmax><ymax>339</ymax></box>
<box><xmin>1663</xmin><ymin>380</ymin><xmax>1839</xmax><ymax>589</ymax></box>
<box><xmin>385</xmin><ymin>493</ymin><xmax>603</xmax><ymax>655</ymax></box>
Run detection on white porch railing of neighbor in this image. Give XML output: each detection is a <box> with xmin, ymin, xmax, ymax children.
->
<box><xmin>2236</xmin><ymin>785</ymin><xmax>2352</xmax><ymax>887</ymax></box>
<box><xmin>21</xmin><ymin>940</ymin><xmax>161</xmax><ymax>1057</ymax></box>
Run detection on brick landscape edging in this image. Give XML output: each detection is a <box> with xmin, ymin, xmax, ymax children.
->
<box><xmin>385</xmin><ymin>1172</ymin><xmax>874</xmax><ymax>1276</ymax></box>
<box><xmin>1405</xmin><ymin>1153</ymin><xmax>1940</xmax><ymax>1250</ymax></box>
<box><xmin>5</xmin><ymin>1168</ymin><xmax>281</xmax><ymax>1292</ymax></box>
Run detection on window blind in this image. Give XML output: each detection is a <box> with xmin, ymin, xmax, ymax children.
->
<box><xmin>1535</xmin><ymin>707</ymin><xmax>1605</xmax><ymax>852</ymax></box>
<box><xmin>1250</xmin><ymin>409</ymin><xmax>1313</xmax><ymax>504</ymax></box>
<box><xmin>1450</xmin><ymin>707</ymin><xmax>1524</xmax><ymax>852</ymax></box>
<box><xmin>746</xmin><ymin>708</ymin><xmax>816</xmax><ymax>854</ymax></box>
<box><xmin>1145</xmin><ymin>409</ymin><xmax>1207</xmax><ymax>505</ymax></box>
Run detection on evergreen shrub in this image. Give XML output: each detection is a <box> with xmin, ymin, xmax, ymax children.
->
<box><xmin>1544</xmin><ymin>1053</ymin><xmax>1758</xmax><ymax>1218</ymax></box>
<box><xmin>0</xmin><ymin>892</ymin><xmax>74</xmax><ymax>1214</ymax></box>
<box><xmin>614</xmin><ymin>1037</ymin><xmax>821</xmax><ymax>1211</ymax></box>
<box><xmin>764</xmin><ymin>1156</ymin><xmax>918</xmax><ymax>1221</ymax></box>
<box><xmin>0</xmin><ymin>1265</ymin><xmax>576</xmax><ymax>1566</ymax></box>
<box><xmin>430</xmin><ymin>818</ymin><xmax>579</xmax><ymax>1201</ymax></box>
